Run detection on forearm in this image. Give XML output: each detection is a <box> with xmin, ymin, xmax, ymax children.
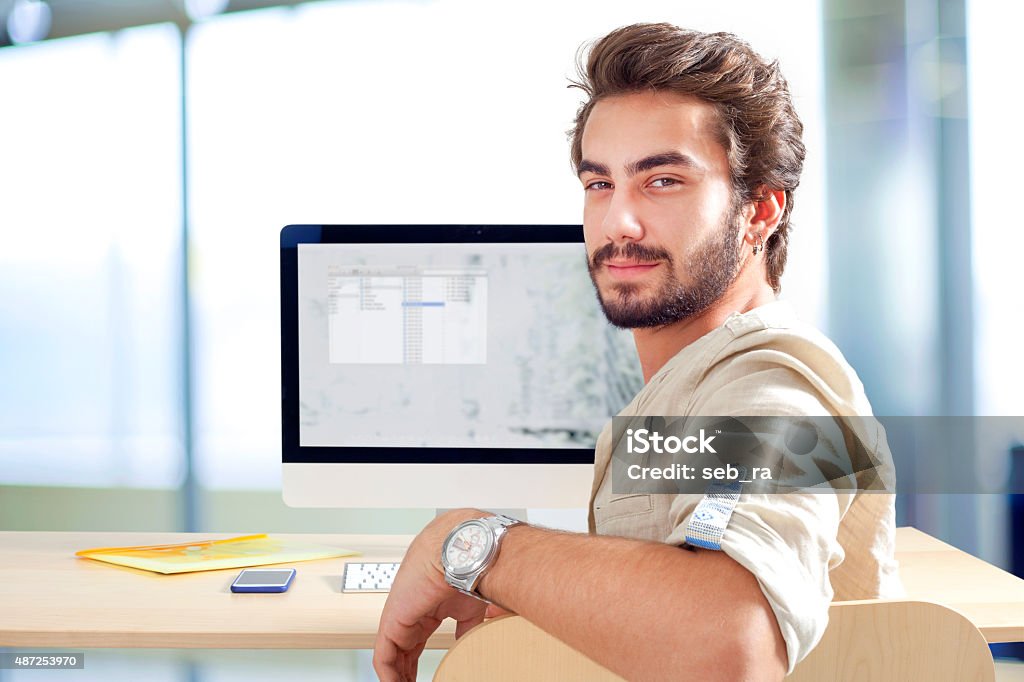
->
<box><xmin>476</xmin><ymin>523</ymin><xmax>786</xmax><ymax>681</ymax></box>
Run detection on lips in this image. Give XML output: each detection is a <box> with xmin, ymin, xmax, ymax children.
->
<box><xmin>604</xmin><ymin>260</ymin><xmax>660</xmax><ymax>280</ymax></box>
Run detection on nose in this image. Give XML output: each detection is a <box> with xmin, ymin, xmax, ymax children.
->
<box><xmin>599</xmin><ymin>187</ymin><xmax>645</xmax><ymax>244</ymax></box>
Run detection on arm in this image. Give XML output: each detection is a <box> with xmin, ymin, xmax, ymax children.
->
<box><xmin>373</xmin><ymin>508</ymin><xmax>787</xmax><ymax>682</ymax></box>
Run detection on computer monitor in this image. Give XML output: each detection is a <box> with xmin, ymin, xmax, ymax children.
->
<box><xmin>281</xmin><ymin>225</ymin><xmax>642</xmax><ymax>509</ymax></box>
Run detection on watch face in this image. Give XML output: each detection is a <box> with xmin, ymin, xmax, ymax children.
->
<box><xmin>444</xmin><ymin>520</ymin><xmax>493</xmax><ymax>575</ymax></box>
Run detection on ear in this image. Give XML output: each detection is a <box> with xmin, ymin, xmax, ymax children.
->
<box><xmin>744</xmin><ymin>187</ymin><xmax>786</xmax><ymax>248</ymax></box>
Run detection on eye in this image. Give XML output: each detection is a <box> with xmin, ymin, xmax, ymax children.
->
<box><xmin>584</xmin><ymin>180</ymin><xmax>612</xmax><ymax>191</ymax></box>
<box><xmin>649</xmin><ymin>177</ymin><xmax>681</xmax><ymax>188</ymax></box>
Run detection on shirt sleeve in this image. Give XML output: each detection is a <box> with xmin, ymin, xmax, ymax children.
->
<box><xmin>662</xmin><ymin>357</ymin><xmax>854</xmax><ymax>674</ymax></box>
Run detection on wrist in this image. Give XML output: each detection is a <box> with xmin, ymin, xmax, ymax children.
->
<box><xmin>474</xmin><ymin>521</ymin><xmax>526</xmax><ymax>601</ymax></box>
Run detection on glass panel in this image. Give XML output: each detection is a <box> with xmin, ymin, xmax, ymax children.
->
<box><xmin>968</xmin><ymin>0</ymin><xmax>1024</xmax><ymax>417</ymax></box>
<box><xmin>0</xmin><ymin>24</ymin><xmax>183</xmax><ymax>487</ymax></box>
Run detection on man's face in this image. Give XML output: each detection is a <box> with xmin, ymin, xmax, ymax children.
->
<box><xmin>579</xmin><ymin>91</ymin><xmax>745</xmax><ymax>329</ymax></box>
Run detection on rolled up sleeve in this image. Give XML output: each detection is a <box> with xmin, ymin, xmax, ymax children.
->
<box><xmin>662</xmin><ymin>358</ymin><xmax>855</xmax><ymax>673</ymax></box>
<box><xmin>665</xmin><ymin>491</ymin><xmax>846</xmax><ymax>673</ymax></box>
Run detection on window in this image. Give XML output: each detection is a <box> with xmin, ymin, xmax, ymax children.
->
<box><xmin>0</xmin><ymin>24</ymin><xmax>183</xmax><ymax>487</ymax></box>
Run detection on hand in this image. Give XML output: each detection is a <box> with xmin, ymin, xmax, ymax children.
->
<box><xmin>372</xmin><ymin>509</ymin><xmax>492</xmax><ymax>682</ymax></box>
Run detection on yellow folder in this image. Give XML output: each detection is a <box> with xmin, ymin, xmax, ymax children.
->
<box><xmin>75</xmin><ymin>534</ymin><xmax>360</xmax><ymax>574</ymax></box>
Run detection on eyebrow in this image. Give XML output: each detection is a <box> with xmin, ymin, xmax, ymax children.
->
<box><xmin>577</xmin><ymin>151</ymin><xmax>706</xmax><ymax>178</ymax></box>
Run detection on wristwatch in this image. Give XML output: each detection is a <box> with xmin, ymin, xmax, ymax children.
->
<box><xmin>441</xmin><ymin>514</ymin><xmax>521</xmax><ymax>601</ymax></box>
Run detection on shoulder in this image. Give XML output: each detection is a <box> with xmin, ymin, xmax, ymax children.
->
<box><xmin>695</xmin><ymin>302</ymin><xmax>873</xmax><ymax>417</ymax></box>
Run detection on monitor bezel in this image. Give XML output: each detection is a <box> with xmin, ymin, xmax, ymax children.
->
<box><xmin>280</xmin><ymin>224</ymin><xmax>598</xmax><ymax>465</ymax></box>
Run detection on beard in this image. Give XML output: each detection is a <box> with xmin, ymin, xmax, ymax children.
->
<box><xmin>587</xmin><ymin>210</ymin><xmax>744</xmax><ymax>329</ymax></box>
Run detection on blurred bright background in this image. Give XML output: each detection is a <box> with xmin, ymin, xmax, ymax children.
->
<box><xmin>1</xmin><ymin>0</ymin><xmax>1022</xmax><ymax>679</ymax></box>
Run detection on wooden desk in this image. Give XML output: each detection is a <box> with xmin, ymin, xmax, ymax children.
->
<box><xmin>0</xmin><ymin>531</ymin><xmax>450</xmax><ymax>649</ymax></box>
<box><xmin>2</xmin><ymin>527</ymin><xmax>1022</xmax><ymax>649</ymax></box>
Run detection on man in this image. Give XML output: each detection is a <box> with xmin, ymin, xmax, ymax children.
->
<box><xmin>373</xmin><ymin>23</ymin><xmax>901</xmax><ymax>682</ymax></box>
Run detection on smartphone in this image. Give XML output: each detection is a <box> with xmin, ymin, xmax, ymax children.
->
<box><xmin>230</xmin><ymin>568</ymin><xmax>296</xmax><ymax>593</ymax></box>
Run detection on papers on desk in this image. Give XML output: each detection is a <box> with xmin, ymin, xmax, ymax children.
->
<box><xmin>75</xmin><ymin>534</ymin><xmax>360</xmax><ymax>574</ymax></box>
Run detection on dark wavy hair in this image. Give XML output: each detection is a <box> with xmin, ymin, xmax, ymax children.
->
<box><xmin>570</xmin><ymin>23</ymin><xmax>806</xmax><ymax>294</ymax></box>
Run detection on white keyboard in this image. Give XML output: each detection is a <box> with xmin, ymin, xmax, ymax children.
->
<box><xmin>342</xmin><ymin>561</ymin><xmax>401</xmax><ymax>592</ymax></box>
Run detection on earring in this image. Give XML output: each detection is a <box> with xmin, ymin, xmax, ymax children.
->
<box><xmin>752</xmin><ymin>233</ymin><xmax>764</xmax><ymax>255</ymax></box>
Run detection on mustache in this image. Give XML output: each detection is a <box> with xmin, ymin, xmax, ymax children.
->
<box><xmin>591</xmin><ymin>241</ymin><xmax>673</xmax><ymax>268</ymax></box>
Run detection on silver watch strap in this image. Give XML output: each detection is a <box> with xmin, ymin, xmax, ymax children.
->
<box><xmin>453</xmin><ymin>584</ymin><xmax>492</xmax><ymax>604</ymax></box>
<box><xmin>490</xmin><ymin>513</ymin><xmax>521</xmax><ymax>529</ymax></box>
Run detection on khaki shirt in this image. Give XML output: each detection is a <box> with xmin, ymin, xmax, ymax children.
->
<box><xmin>589</xmin><ymin>300</ymin><xmax>903</xmax><ymax>673</ymax></box>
